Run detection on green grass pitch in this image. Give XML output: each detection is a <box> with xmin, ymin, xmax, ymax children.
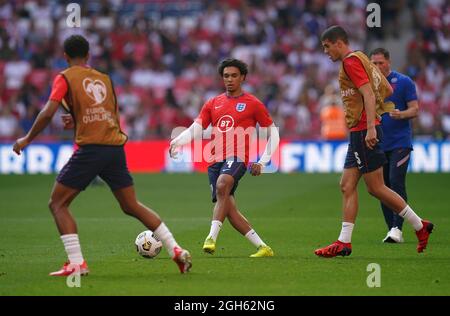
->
<box><xmin>1</xmin><ymin>173</ymin><xmax>449</xmax><ymax>295</ymax></box>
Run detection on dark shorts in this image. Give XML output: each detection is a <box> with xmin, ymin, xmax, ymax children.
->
<box><xmin>57</xmin><ymin>145</ymin><xmax>133</xmax><ymax>191</ymax></box>
<box><xmin>207</xmin><ymin>157</ymin><xmax>247</xmax><ymax>203</ymax></box>
<box><xmin>344</xmin><ymin>125</ymin><xmax>387</xmax><ymax>174</ymax></box>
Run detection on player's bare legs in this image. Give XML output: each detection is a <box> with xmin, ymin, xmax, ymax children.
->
<box><xmin>340</xmin><ymin>167</ymin><xmax>362</xmax><ymax>223</ymax></box>
<box><xmin>363</xmin><ymin>167</ymin><xmax>434</xmax><ymax>252</ymax></box>
<box><xmin>227</xmin><ymin>196</ymin><xmax>251</xmax><ymax>235</ymax></box>
<box><xmin>228</xmin><ymin>196</ymin><xmax>273</xmax><ymax>257</ymax></box>
<box><xmin>203</xmin><ymin>175</ymin><xmax>273</xmax><ymax>257</ymax></box>
<box><xmin>48</xmin><ymin>182</ymin><xmax>80</xmax><ymax>235</ymax></box>
<box><xmin>314</xmin><ymin>167</ymin><xmax>361</xmax><ymax>258</ymax></box>
<box><xmin>202</xmin><ymin>174</ymin><xmax>233</xmax><ymax>254</ymax></box>
<box><xmin>48</xmin><ymin>182</ymin><xmax>88</xmax><ymax>275</ymax></box>
<box><xmin>316</xmin><ymin>166</ymin><xmax>433</xmax><ymax>257</ymax></box>
<box><xmin>113</xmin><ymin>185</ymin><xmax>191</xmax><ymax>272</ymax></box>
<box><xmin>315</xmin><ymin>167</ymin><xmax>378</xmax><ymax>258</ymax></box>
<box><xmin>212</xmin><ymin>174</ymin><xmax>234</xmax><ymax>222</ymax></box>
<box><xmin>113</xmin><ymin>185</ymin><xmax>162</xmax><ymax>229</ymax></box>
<box><xmin>362</xmin><ymin>167</ymin><xmax>406</xmax><ymax>212</ymax></box>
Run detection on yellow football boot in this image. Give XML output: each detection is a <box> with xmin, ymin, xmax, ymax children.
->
<box><xmin>250</xmin><ymin>245</ymin><xmax>274</xmax><ymax>258</ymax></box>
<box><xmin>202</xmin><ymin>237</ymin><xmax>216</xmax><ymax>254</ymax></box>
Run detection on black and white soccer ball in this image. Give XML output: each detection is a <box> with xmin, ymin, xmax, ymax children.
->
<box><xmin>135</xmin><ymin>230</ymin><xmax>163</xmax><ymax>259</ymax></box>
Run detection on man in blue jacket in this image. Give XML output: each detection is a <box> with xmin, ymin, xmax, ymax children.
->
<box><xmin>370</xmin><ymin>48</ymin><xmax>419</xmax><ymax>243</ymax></box>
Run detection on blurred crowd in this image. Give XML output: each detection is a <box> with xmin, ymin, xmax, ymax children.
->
<box><xmin>0</xmin><ymin>0</ymin><xmax>449</xmax><ymax>142</ymax></box>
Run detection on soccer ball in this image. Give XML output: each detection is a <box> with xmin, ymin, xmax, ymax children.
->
<box><xmin>135</xmin><ymin>230</ymin><xmax>163</xmax><ymax>259</ymax></box>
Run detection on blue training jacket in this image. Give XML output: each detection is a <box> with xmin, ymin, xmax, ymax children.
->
<box><xmin>380</xmin><ymin>71</ymin><xmax>417</xmax><ymax>151</ymax></box>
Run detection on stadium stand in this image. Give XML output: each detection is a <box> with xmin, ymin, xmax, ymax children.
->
<box><xmin>0</xmin><ymin>0</ymin><xmax>448</xmax><ymax>141</ymax></box>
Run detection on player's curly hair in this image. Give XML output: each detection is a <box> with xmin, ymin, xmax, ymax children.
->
<box><xmin>64</xmin><ymin>35</ymin><xmax>89</xmax><ymax>59</ymax></box>
<box><xmin>218</xmin><ymin>58</ymin><xmax>248</xmax><ymax>78</ymax></box>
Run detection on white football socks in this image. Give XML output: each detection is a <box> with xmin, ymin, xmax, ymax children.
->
<box><xmin>338</xmin><ymin>222</ymin><xmax>354</xmax><ymax>243</ymax></box>
<box><xmin>154</xmin><ymin>222</ymin><xmax>179</xmax><ymax>257</ymax></box>
<box><xmin>245</xmin><ymin>229</ymin><xmax>266</xmax><ymax>248</ymax></box>
<box><xmin>61</xmin><ymin>234</ymin><xmax>84</xmax><ymax>264</ymax></box>
<box><xmin>208</xmin><ymin>220</ymin><xmax>222</xmax><ymax>241</ymax></box>
<box><xmin>399</xmin><ymin>205</ymin><xmax>423</xmax><ymax>231</ymax></box>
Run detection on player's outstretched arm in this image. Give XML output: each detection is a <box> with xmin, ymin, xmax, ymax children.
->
<box><xmin>13</xmin><ymin>100</ymin><xmax>60</xmax><ymax>155</ymax></box>
<box><xmin>169</xmin><ymin>121</ymin><xmax>203</xmax><ymax>159</ymax></box>
<box><xmin>251</xmin><ymin>124</ymin><xmax>280</xmax><ymax>176</ymax></box>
